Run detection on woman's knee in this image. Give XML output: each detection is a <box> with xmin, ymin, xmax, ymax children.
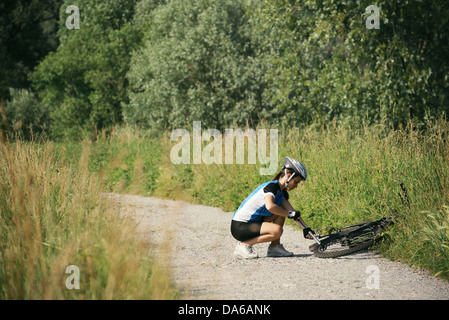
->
<box><xmin>261</xmin><ymin>222</ymin><xmax>283</xmax><ymax>239</ymax></box>
<box><xmin>272</xmin><ymin>225</ymin><xmax>283</xmax><ymax>239</ymax></box>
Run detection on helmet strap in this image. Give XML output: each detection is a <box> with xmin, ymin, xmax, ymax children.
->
<box><xmin>284</xmin><ymin>170</ymin><xmax>296</xmax><ymax>188</ymax></box>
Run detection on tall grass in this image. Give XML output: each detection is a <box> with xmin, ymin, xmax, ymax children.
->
<box><xmin>80</xmin><ymin>121</ymin><xmax>449</xmax><ymax>280</ymax></box>
<box><xmin>285</xmin><ymin>120</ymin><xmax>449</xmax><ymax>279</ymax></box>
<box><xmin>53</xmin><ymin>126</ymin><xmax>162</xmax><ymax>196</ymax></box>
<box><xmin>0</xmin><ymin>138</ymin><xmax>179</xmax><ymax>299</ymax></box>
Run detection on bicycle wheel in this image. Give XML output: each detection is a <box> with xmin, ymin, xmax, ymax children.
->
<box><xmin>309</xmin><ymin>238</ymin><xmax>374</xmax><ymax>258</ymax></box>
<box><xmin>310</xmin><ymin>222</ymin><xmax>380</xmax><ymax>258</ymax></box>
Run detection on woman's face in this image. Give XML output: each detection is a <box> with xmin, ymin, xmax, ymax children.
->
<box><xmin>286</xmin><ymin>176</ymin><xmax>303</xmax><ymax>191</ymax></box>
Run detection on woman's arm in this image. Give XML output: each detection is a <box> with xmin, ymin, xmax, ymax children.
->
<box><xmin>281</xmin><ymin>199</ymin><xmax>308</xmax><ymax>228</ymax></box>
<box><xmin>280</xmin><ymin>198</ymin><xmax>295</xmax><ymax>212</ymax></box>
<box><xmin>265</xmin><ymin>197</ymin><xmax>313</xmax><ymax>233</ymax></box>
<box><xmin>281</xmin><ymin>199</ymin><xmax>314</xmax><ymax>239</ymax></box>
<box><xmin>264</xmin><ymin>195</ymin><xmax>289</xmax><ymax>217</ymax></box>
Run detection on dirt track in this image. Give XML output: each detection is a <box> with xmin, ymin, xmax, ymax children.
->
<box><xmin>110</xmin><ymin>193</ymin><xmax>449</xmax><ymax>300</ymax></box>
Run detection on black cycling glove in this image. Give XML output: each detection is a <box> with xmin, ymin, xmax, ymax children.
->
<box><xmin>287</xmin><ymin>211</ymin><xmax>301</xmax><ymax>220</ymax></box>
<box><xmin>303</xmin><ymin>227</ymin><xmax>313</xmax><ymax>238</ymax></box>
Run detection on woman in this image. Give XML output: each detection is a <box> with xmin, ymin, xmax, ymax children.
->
<box><xmin>231</xmin><ymin>157</ymin><xmax>314</xmax><ymax>259</ymax></box>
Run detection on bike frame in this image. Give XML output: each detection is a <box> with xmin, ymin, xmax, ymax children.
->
<box><xmin>304</xmin><ymin>183</ymin><xmax>404</xmax><ymax>258</ymax></box>
<box><xmin>316</xmin><ymin>217</ymin><xmax>392</xmax><ymax>248</ymax></box>
<box><xmin>295</xmin><ymin>217</ymin><xmax>392</xmax><ymax>247</ymax></box>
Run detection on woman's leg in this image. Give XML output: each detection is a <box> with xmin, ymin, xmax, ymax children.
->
<box><xmin>264</xmin><ymin>215</ymin><xmax>285</xmax><ymax>246</ymax></box>
<box><xmin>242</xmin><ymin>215</ymin><xmax>285</xmax><ymax>246</ymax></box>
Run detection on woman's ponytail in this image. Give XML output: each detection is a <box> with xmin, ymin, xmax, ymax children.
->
<box><xmin>271</xmin><ymin>168</ymin><xmax>293</xmax><ymax>181</ymax></box>
<box><xmin>272</xmin><ymin>170</ymin><xmax>283</xmax><ymax>181</ymax></box>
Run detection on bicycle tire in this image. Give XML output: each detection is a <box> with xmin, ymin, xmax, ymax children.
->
<box><xmin>310</xmin><ymin>221</ymin><xmax>381</xmax><ymax>258</ymax></box>
<box><xmin>309</xmin><ymin>238</ymin><xmax>374</xmax><ymax>258</ymax></box>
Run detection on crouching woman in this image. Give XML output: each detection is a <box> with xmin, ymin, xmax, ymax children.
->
<box><xmin>230</xmin><ymin>157</ymin><xmax>315</xmax><ymax>259</ymax></box>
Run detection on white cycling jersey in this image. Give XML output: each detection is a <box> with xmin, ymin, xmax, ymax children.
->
<box><xmin>232</xmin><ymin>180</ymin><xmax>289</xmax><ymax>223</ymax></box>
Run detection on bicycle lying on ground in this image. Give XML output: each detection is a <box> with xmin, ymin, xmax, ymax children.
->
<box><xmin>293</xmin><ymin>184</ymin><xmax>408</xmax><ymax>258</ymax></box>
<box><xmin>294</xmin><ymin>216</ymin><xmax>394</xmax><ymax>258</ymax></box>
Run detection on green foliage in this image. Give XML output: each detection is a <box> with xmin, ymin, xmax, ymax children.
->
<box><xmin>252</xmin><ymin>0</ymin><xmax>449</xmax><ymax>128</ymax></box>
<box><xmin>54</xmin><ymin>126</ymin><xmax>163</xmax><ymax>195</ymax></box>
<box><xmin>79</xmin><ymin>120</ymin><xmax>449</xmax><ymax>279</ymax></box>
<box><xmin>125</xmin><ymin>0</ymin><xmax>269</xmax><ymax>130</ymax></box>
<box><xmin>91</xmin><ymin>127</ymin><xmax>162</xmax><ymax>195</ymax></box>
<box><xmin>0</xmin><ymin>139</ymin><xmax>180</xmax><ymax>299</ymax></box>
<box><xmin>5</xmin><ymin>0</ymin><xmax>449</xmax><ymax>282</ymax></box>
<box><xmin>31</xmin><ymin>0</ymin><xmax>141</xmax><ymax>140</ymax></box>
<box><xmin>155</xmin><ymin>120</ymin><xmax>449</xmax><ymax>279</ymax></box>
<box><xmin>25</xmin><ymin>0</ymin><xmax>449</xmax><ymax>137</ymax></box>
<box><xmin>4</xmin><ymin>88</ymin><xmax>51</xmax><ymax>140</ymax></box>
<box><xmin>0</xmin><ymin>0</ymin><xmax>60</xmax><ymax>98</ymax></box>
<box><xmin>418</xmin><ymin>206</ymin><xmax>449</xmax><ymax>279</ymax></box>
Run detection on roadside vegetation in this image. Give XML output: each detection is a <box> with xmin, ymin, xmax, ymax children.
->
<box><xmin>1</xmin><ymin>0</ymin><xmax>448</xmax><ymax>298</ymax></box>
<box><xmin>0</xmin><ymin>138</ymin><xmax>180</xmax><ymax>299</ymax></box>
<box><xmin>49</xmin><ymin>120</ymin><xmax>449</xmax><ymax>281</ymax></box>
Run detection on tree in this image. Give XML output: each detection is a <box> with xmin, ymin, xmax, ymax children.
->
<box><xmin>31</xmin><ymin>0</ymin><xmax>140</xmax><ymax>140</ymax></box>
<box><xmin>4</xmin><ymin>88</ymin><xmax>50</xmax><ymax>140</ymax></box>
<box><xmin>0</xmin><ymin>0</ymin><xmax>61</xmax><ymax>99</ymax></box>
<box><xmin>252</xmin><ymin>0</ymin><xmax>449</xmax><ymax>128</ymax></box>
<box><xmin>125</xmin><ymin>0</ymin><xmax>269</xmax><ymax>130</ymax></box>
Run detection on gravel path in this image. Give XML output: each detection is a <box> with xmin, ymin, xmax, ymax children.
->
<box><xmin>109</xmin><ymin>193</ymin><xmax>449</xmax><ymax>300</ymax></box>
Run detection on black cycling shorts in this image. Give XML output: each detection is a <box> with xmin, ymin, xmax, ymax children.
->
<box><xmin>231</xmin><ymin>220</ymin><xmax>262</xmax><ymax>242</ymax></box>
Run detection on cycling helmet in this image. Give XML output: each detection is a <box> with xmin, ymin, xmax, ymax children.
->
<box><xmin>282</xmin><ymin>157</ymin><xmax>307</xmax><ymax>184</ymax></box>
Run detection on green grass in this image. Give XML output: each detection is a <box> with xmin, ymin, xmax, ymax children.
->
<box><xmin>54</xmin><ymin>126</ymin><xmax>162</xmax><ymax>196</ymax></box>
<box><xmin>81</xmin><ymin>120</ymin><xmax>449</xmax><ymax>280</ymax></box>
<box><xmin>7</xmin><ymin>118</ymin><xmax>446</xmax><ymax>297</ymax></box>
<box><xmin>0</xmin><ymin>138</ymin><xmax>180</xmax><ymax>299</ymax></box>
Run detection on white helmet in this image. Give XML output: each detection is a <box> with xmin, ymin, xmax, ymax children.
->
<box><xmin>282</xmin><ymin>157</ymin><xmax>307</xmax><ymax>184</ymax></box>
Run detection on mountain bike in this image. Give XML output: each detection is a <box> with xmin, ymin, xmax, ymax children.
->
<box><xmin>294</xmin><ymin>216</ymin><xmax>394</xmax><ymax>258</ymax></box>
<box><xmin>296</xmin><ymin>184</ymin><xmax>407</xmax><ymax>258</ymax></box>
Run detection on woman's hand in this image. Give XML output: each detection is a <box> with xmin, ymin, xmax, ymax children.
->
<box><xmin>303</xmin><ymin>227</ymin><xmax>315</xmax><ymax>239</ymax></box>
<box><xmin>287</xmin><ymin>211</ymin><xmax>301</xmax><ymax>220</ymax></box>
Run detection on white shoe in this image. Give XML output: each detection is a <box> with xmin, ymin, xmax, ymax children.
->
<box><xmin>267</xmin><ymin>244</ymin><xmax>294</xmax><ymax>257</ymax></box>
<box><xmin>234</xmin><ymin>243</ymin><xmax>258</xmax><ymax>259</ymax></box>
